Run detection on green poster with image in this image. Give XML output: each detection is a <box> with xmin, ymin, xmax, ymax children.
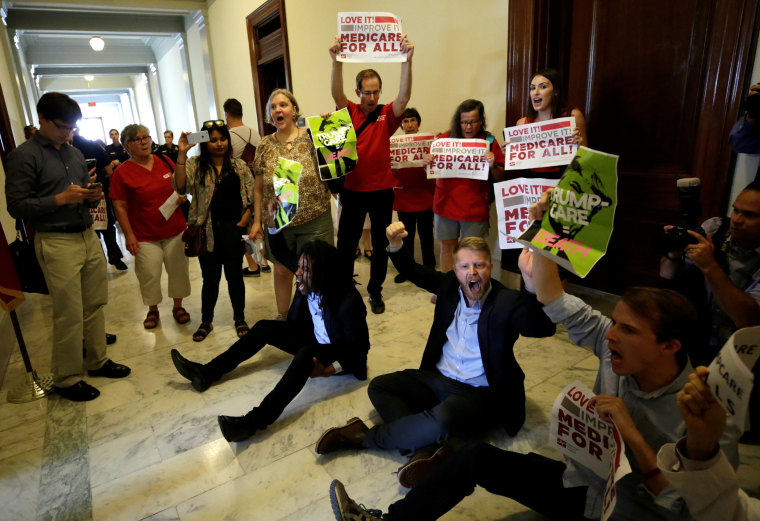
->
<box><xmin>273</xmin><ymin>157</ymin><xmax>301</xmax><ymax>232</ymax></box>
<box><xmin>516</xmin><ymin>146</ymin><xmax>618</xmax><ymax>278</ymax></box>
<box><xmin>307</xmin><ymin>108</ymin><xmax>358</xmax><ymax>181</ymax></box>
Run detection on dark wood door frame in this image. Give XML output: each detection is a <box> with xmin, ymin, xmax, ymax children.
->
<box><xmin>506</xmin><ymin>0</ymin><xmax>760</xmax><ymax>290</ymax></box>
<box><xmin>246</xmin><ymin>0</ymin><xmax>292</xmax><ymax>137</ymax></box>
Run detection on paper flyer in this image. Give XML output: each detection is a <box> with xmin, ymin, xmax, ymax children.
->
<box><xmin>426</xmin><ymin>138</ymin><xmax>490</xmax><ymax>181</ymax></box>
<box><xmin>273</xmin><ymin>157</ymin><xmax>301</xmax><ymax>231</ymax></box>
<box><xmin>549</xmin><ymin>380</ymin><xmax>631</xmax><ymax>521</ymax></box>
<box><xmin>517</xmin><ymin>147</ymin><xmax>618</xmax><ymax>278</ymax></box>
<box><xmin>306</xmin><ymin>108</ymin><xmax>358</xmax><ymax>182</ymax></box>
<box><xmin>706</xmin><ymin>326</ymin><xmax>759</xmax><ymax>429</ymax></box>
<box><xmin>390</xmin><ymin>132</ymin><xmax>435</xmax><ymax>169</ymax></box>
<box><xmin>494</xmin><ymin>178</ymin><xmax>559</xmax><ymax>249</ymax></box>
<box><xmin>337</xmin><ymin>12</ymin><xmax>406</xmax><ymax>63</ymax></box>
<box><xmin>503</xmin><ymin>117</ymin><xmax>577</xmax><ymax>170</ymax></box>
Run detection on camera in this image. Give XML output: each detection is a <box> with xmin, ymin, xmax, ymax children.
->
<box><xmin>657</xmin><ymin>178</ymin><xmax>706</xmax><ymax>253</ymax></box>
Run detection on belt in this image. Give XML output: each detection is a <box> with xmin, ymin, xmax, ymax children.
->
<box><xmin>41</xmin><ymin>224</ymin><xmax>92</xmax><ymax>233</ymax></box>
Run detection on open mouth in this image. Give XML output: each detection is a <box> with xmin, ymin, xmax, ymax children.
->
<box><xmin>296</xmin><ymin>278</ymin><xmax>305</xmax><ymax>292</ymax></box>
<box><xmin>468</xmin><ymin>280</ymin><xmax>481</xmax><ymax>293</ymax></box>
<box><xmin>532</xmin><ymin>97</ymin><xmax>543</xmax><ymax>106</ymax></box>
<box><xmin>276</xmin><ymin>115</ymin><xmax>285</xmax><ymax>123</ymax></box>
<box><xmin>609</xmin><ymin>348</ymin><xmax>622</xmax><ymax>364</ymax></box>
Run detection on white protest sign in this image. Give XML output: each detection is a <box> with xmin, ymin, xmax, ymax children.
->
<box><xmin>549</xmin><ymin>380</ymin><xmax>631</xmax><ymax>521</ymax></box>
<box><xmin>503</xmin><ymin>117</ymin><xmax>576</xmax><ymax>170</ymax></box>
<box><xmin>89</xmin><ymin>194</ymin><xmax>107</xmax><ymax>230</ymax></box>
<box><xmin>390</xmin><ymin>132</ymin><xmax>434</xmax><ymax>169</ymax></box>
<box><xmin>337</xmin><ymin>12</ymin><xmax>405</xmax><ymax>63</ymax></box>
<box><xmin>494</xmin><ymin>177</ymin><xmax>558</xmax><ymax>249</ymax></box>
<box><xmin>707</xmin><ymin>326</ymin><xmax>759</xmax><ymax>428</ymax></box>
<box><xmin>426</xmin><ymin>138</ymin><xmax>490</xmax><ymax>180</ymax></box>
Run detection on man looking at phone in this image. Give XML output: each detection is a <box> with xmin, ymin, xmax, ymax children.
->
<box><xmin>5</xmin><ymin>92</ymin><xmax>131</xmax><ymax>402</ymax></box>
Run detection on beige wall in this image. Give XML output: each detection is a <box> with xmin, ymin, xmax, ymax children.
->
<box><xmin>286</xmin><ymin>0</ymin><xmax>509</xmax><ymax>138</ymax></box>
<box><xmin>207</xmin><ymin>0</ymin><xmax>267</xmax><ymax>125</ymax></box>
<box><xmin>206</xmin><ymin>0</ymin><xmax>508</xmax><ymax>137</ymax></box>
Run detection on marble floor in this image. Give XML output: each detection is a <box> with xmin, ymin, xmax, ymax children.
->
<box><xmin>1</xmin><ymin>234</ymin><xmax>759</xmax><ymax>521</ymax></box>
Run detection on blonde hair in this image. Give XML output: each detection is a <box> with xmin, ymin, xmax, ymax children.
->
<box><xmin>265</xmin><ymin>89</ymin><xmax>302</xmax><ymax>125</ymax></box>
<box><xmin>454</xmin><ymin>237</ymin><xmax>491</xmax><ymax>259</ymax></box>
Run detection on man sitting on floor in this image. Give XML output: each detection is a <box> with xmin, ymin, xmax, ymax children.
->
<box><xmin>171</xmin><ymin>206</ymin><xmax>370</xmax><ymax>442</ymax></box>
<box><xmin>315</xmin><ymin>222</ymin><xmax>555</xmax><ymax>487</ymax></box>
<box><xmin>326</xmin><ymin>195</ymin><xmax>741</xmax><ymax>521</ymax></box>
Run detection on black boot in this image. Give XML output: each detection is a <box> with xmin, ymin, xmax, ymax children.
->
<box><xmin>218</xmin><ymin>414</ymin><xmax>257</xmax><ymax>442</ymax></box>
<box><xmin>171</xmin><ymin>349</ymin><xmax>212</xmax><ymax>392</ymax></box>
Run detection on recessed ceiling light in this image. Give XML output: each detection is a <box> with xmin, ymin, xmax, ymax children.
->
<box><xmin>84</xmin><ymin>75</ymin><xmax>94</xmax><ymax>81</ymax></box>
<box><xmin>89</xmin><ymin>36</ymin><xmax>104</xmax><ymax>51</ymax></box>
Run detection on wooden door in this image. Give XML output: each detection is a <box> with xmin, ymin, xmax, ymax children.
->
<box><xmin>507</xmin><ymin>0</ymin><xmax>759</xmax><ymax>292</ymax></box>
<box><xmin>247</xmin><ymin>0</ymin><xmax>292</xmax><ymax>137</ymax></box>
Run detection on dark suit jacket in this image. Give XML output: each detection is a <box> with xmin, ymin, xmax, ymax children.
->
<box><xmin>390</xmin><ymin>247</ymin><xmax>556</xmax><ymax>435</ymax></box>
<box><xmin>269</xmin><ymin>230</ymin><xmax>370</xmax><ymax>380</ymax></box>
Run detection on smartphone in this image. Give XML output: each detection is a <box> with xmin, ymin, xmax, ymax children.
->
<box><xmin>87</xmin><ymin>182</ymin><xmax>102</xmax><ymax>189</ymax></box>
<box><xmin>85</xmin><ymin>158</ymin><xmax>97</xmax><ymax>170</ymax></box>
<box><xmin>187</xmin><ymin>130</ymin><xmax>209</xmax><ymax>144</ymax></box>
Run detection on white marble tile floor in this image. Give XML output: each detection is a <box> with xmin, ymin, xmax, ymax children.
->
<box><xmin>1</xmin><ymin>238</ymin><xmax>759</xmax><ymax>521</ymax></box>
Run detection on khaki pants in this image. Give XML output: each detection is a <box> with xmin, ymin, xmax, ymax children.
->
<box><xmin>35</xmin><ymin>228</ymin><xmax>108</xmax><ymax>387</ymax></box>
<box><xmin>134</xmin><ymin>231</ymin><xmax>190</xmax><ymax>306</ymax></box>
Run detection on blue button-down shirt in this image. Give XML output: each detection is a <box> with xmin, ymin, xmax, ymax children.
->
<box><xmin>435</xmin><ymin>285</ymin><xmax>491</xmax><ymax>387</ymax></box>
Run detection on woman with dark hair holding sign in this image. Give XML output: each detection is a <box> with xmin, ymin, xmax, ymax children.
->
<box><xmin>426</xmin><ymin>99</ymin><xmax>505</xmax><ymax>273</ymax></box>
<box><xmin>249</xmin><ymin>88</ymin><xmax>333</xmax><ymax>321</ymax></box>
<box><xmin>501</xmin><ymin>68</ymin><xmax>588</xmax><ymax>275</ymax></box>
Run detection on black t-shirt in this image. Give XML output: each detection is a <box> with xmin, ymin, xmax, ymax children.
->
<box><xmin>210</xmin><ymin>171</ymin><xmax>243</xmax><ymax>223</ymax></box>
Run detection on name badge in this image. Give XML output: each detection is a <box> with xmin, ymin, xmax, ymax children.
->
<box><xmin>163</xmin><ymin>173</ymin><xmax>171</xmax><ymax>179</ymax></box>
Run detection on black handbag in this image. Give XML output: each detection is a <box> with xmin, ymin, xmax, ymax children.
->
<box><xmin>181</xmin><ymin>224</ymin><xmax>207</xmax><ymax>257</ymax></box>
<box><xmin>10</xmin><ymin>219</ymin><xmax>49</xmax><ymax>294</ymax></box>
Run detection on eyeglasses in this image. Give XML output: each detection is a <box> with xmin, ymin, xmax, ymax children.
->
<box><xmin>360</xmin><ymin>90</ymin><xmax>381</xmax><ymax>98</ymax></box>
<box><xmin>52</xmin><ymin>120</ymin><xmax>78</xmax><ymax>132</ymax></box>
<box><xmin>128</xmin><ymin>135</ymin><xmax>151</xmax><ymax>144</ymax></box>
<box><xmin>203</xmin><ymin>120</ymin><xmax>226</xmax><ymax>129</ymax></box>
<box><xmin>461</xmin><ymin>119</ymin><xmax>481</xmax><ymax>127</ymax></box>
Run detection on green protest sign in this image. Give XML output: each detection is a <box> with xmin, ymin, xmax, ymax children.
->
<box><xmin>306</xmin><ymin>108</ymin><xmax>358</xmax><ymax>181</ymax></box>
<box><xmin>517</xmin><ymin>146</ymin><xmax>618</xmax><ymax>278</ymax></box>
<box><xmin>273</xmin><ymin>157</ymin><xmax>302</xmax><ymax>231</ymax></box>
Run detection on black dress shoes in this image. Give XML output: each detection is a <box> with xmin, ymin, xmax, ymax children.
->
<box><xmin>110</xmin><ymin>259</ymin><xmax>128</xmax><ymax>271</ymax></box>
<box><xmin>171</xmin><ymin>349</ymin><xmax>211</xmax><ymax>392</ymax></box>
<box><xmin>218</xmin><ymin>415</ymin><xmax>255</xmax><ymax>442</ymax></box>
<box><xmin>88</xmin><ymin>359</ymin><xmax>131</xmax><ymax>378</ymax></box>
<box><xmin>105</xmin><ymin>333</ymin><xmax>117</xmax><ymax>345</ymax></box>
<box><xmin>55</xmin><ymin>380</ymin><xmax>100</xmax><ymax>401</ymax></box>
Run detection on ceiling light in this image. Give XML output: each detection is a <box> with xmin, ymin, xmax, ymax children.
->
<box><xmin>89</xmin><ymin>36</ymin><xmax>104</xmax><ymax>51</ymax></box>
<box><xmin>84</xmin><ymin>75</ymin><xmax>94</xmax><ymax>81</ymax></box>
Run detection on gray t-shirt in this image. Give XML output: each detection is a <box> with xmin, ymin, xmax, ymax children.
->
<box><xmin>228</xmin><ymin>125</ymin><xmax>261</xmax><ymax>160</ymax></box>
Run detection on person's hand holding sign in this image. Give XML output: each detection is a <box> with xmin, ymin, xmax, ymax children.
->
<box><xmin>399</xmin><ymin>35</ymin><xmax>414</xmax><ymax>61</ymax></box>
<box><xmin>328</xmin><ymin>35</ymin><xmax>341</xmax><ymax>62</ymax></box>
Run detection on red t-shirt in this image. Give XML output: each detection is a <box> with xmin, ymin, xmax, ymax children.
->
<box><xmin>109</xmin><ymin>157</ymin><xmax>186</xmax><ymax>242</ymax></box>
<box><xmin>393</xmin><ymin>165</ymin><xmax>435</xmax><ymax>212</ymax></box>
<box><xmin>344</xmin><ymin>101</ymin><xmax>402</xmax><ymax>192</ymax></box>
<box><xmin>433</xmin><ymin>131</ymin><xmax>505</xmax><ymax>222</ymax></box>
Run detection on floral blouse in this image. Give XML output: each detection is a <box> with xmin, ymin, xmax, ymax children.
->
<box><xmin>173</xmin><ymin>156</ymin><xmax>254</xmax><ymax>252</ymax></box>
<box><xmin>253</xmin><ymin>130</ymin><xmax>331</xmax><ymax>227</ymax></box>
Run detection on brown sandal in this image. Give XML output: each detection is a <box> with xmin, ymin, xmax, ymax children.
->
<box><xmin>192</xmin><ymin>322</ymin><xmax>213</xmax><ymax>342</ymax></box>
<box><xmin>172</xmin><ymin>307</ymin><xmax>191</xmax><ymax>324</ymax></box>
<box><xmin>143</xmin><ymin>309</ymin><xmax>159</xmax><ymax>329</ymax></box>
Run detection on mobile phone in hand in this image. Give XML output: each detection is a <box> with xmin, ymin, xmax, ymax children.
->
<box><xmin>187</xmin><ymin>130</ymin><xmax>209</xmax><ymax>144</ymax></box>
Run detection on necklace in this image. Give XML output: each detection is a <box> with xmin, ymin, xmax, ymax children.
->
<box><xmin>276</xmin><ymin>128</ymin><xmax>299</xmax><ymax>150</ymax></box>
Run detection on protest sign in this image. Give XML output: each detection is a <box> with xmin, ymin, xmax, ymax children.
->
<box><xmin>517</xmin><ymin>146</ymin><xmax>618</xmax><ymax>278</ymax></box>
<box><xmin>549</xmin><ymin>380</ymin><xmax>631</xmax><ymax>521</ymax></box>
<box><xmin>390</xmin><ymin>132</ymin><xmax>434</xmax><ymax>169</ymax></box>
<box><xmin>273</xmin><ymin>157</ymin><xmax>301</xmax><ymax>231</ymax></box>
<box><xmin>426</xmin><ymin>138</ymin><xmax>490</xmax><ymax>181</ymax></box>
<box><xmin>307</xmin><ymin>108</ymin><xmax>358</xmax><ymax>181</ymax></box>
<box><xmin>494</xmin><ymin>177</ymin><xmax>558</xmax><ymax>249</ymax></box>
<box><xmin>707</xmin><ymin>326</ymin><xmax>759</xmax><ymax>428</ymax></box>
<box><xmin>89</xmin><ymin>194</ymin><xmax>107</xmax><ymax>230</ymax></box>
<box><xmin>503</xmin><ymin>117</ymin><xmax>576</xmax><ymax>170</ymax></box>
<box><xmin>337</xmin><ymin>12</ymin><xmax>405</xmax><ymax>63</ymax></box>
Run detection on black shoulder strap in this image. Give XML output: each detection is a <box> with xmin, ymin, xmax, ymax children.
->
<box><xmin>153</xmin><ymin>152</ymin><xmax>174</xmax><ymax>173</ymax></box>
<box><xmin>355</xmin><ymin>104</ymin><xmax>385</xmax><ymax>138</ymax></box>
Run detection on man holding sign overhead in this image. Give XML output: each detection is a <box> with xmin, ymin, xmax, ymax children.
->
<box><xmin>328</xmin><ymin>23</ymin><xmax>414</xmax><ymax>315</ymax></box>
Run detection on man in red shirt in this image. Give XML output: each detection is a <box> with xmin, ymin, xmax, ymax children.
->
<box><xmin>328</xmin><ymin>35</ymin><xmax>414</xmax><ymax>314</ymax></box>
